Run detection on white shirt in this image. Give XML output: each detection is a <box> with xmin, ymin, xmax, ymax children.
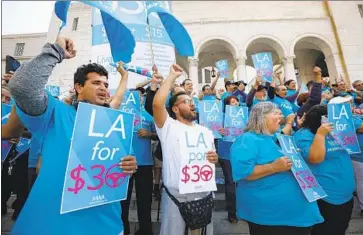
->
<box><xmin>155</xmin><ymin>115</ymin><xmax>215</xmax><ymax>191</ymax></box>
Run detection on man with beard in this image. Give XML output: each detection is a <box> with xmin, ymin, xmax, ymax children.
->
<box><xmin>7</xmin><ymin>37</ymin><xmax>137</xmax><ymax>235</ymax></box>
<box><xmin>153</xmin><ymin>64</ymin><xmax>218</xmax><ymax>235</ymax></box>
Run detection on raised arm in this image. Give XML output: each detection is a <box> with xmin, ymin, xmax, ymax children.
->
<box><xmin>307</xmin><ymin>123</ymin><xmax>332</xmax><ymax>164</ymax></box>
<box><xmin>136</xmin><ymin>79</ymin><xmax>151</xmax><ymax>89</ymax></box>
<box><xmin>153</xmin><ymin>65</ymin><xmax>183</xmax><ymax>128</ymax></box>
<box><xmin>211</xmin><ymin>72</ymin><xmax>220</xmax><ymax>94</ymax></box>
<box><xmin>109</xmin><ymin>63</ymin><xmax>129</xmax><ymax>109</ymax></box>
<box><xmin>8</xmin><ymin>37</ymin><xmax>76</xmax><ymax>116</ymax></box>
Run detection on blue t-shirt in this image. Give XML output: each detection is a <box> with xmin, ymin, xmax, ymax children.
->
<box><xmin>12</xmin><ymin>94</ymin><xmax>123</xmax><ymax>235</ymax></box>
<box><xmin>217</xmin><ymin>140</ymin><xmax>233</xmax><ymax>160</ymax></box>
<box><xmin>351</xmin><ymin>115</ymin><xmax>363</xmax><ymax>162</ymax></box>
<box><xmin>287</xmin><ymin>89</ymin><xmax>296</xmax><ymax>97</ymax></box>
<box><xmin>294</xmin><ymin>128</ymin><xmax>355</xmax><ymax>205</ymax></box>
<box><xmin>230</xmin><ymin>132</ymin><xmax>323</xmax><ymax>226</ymax></box>
<box><xmin>28</xmin><ymin>138</ymin><xmax>41</xmax><ymax>168</ymax></box>
<box><xmin>132</xmin><ymin>121</ymin><xmax>154</xmax><ymax>166</ymax></box>
<box><xmin>273</xmin><ymin>96</ymin><xmax>293</xmax><ymax>118</ymax></box>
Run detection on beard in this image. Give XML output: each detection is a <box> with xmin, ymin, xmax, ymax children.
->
<box><xmin>180</xmin><ymin>109</ymin><xmax>197</xmax><ymax>122</ymax></box>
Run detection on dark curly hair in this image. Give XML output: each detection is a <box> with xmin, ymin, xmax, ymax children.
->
<box><xmin>301</xmin><ymin>104</ymin><xmax>327</xmax><ymax>134</ymax></box>
<box><xmin>74</xmin><ymin>63</ymin><xmax>108</xmax><ymax>95</ymax></box>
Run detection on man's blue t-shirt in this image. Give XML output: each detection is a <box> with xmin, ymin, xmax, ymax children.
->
<box><xmin>230</xmin><ymin>132</ymin><xmax>323</xmax><ymax>226</ymax></box>
<box><xmin>272</xmin><ymin>96</ymin><xmax>294</xmax><ymax>118</ymax></box>
<box><xmin>11</xmin><ymin>94</ymin><xmax>124</xmax><ymax>235</ymax></box>
<box><xmin>294</xmin><ymin>128</ymin><xmax>355</xmax><ymax>205</ymax></box>
<box><xmin>132</xmin><ymin>121</ymin><xmax>154</xmax><ymax>166</ymax></box>
<box><xmin>28</xmin><ymin>138</ymin><xmax>41</xmax><ymax>168</ymax></box>
<box><xmin>217</xmin><ymin>140</ymin><xmax>233</xmax><ymax>160</ymax></box>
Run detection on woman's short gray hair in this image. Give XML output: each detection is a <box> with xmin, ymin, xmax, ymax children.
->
<box><xmin>245</xmin><ymin>101</ymin><xmax>280</xmax><ymax>134</ymax></box>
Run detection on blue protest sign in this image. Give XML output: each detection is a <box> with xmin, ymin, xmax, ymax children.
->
<box><xmin>45</xmin><ymin>85</ymin><xmax>60</xmax><ymax>97</ymax></box>
<box><xmin>119</xmin><ymin>91</ymin><xmax>141</xmax><ymax>132</ymax></box>
<box><xmin>252</xmin><ymin>52</ymin><xmax>273</xmax><ymax>83</ymax></box>
<box><xmin>198</xmin><ymin>101</ymin><xmax>223</xmax><ymax>139</ymax></box>
<box><xmin>328</xmin><ymin>103</ymin><xmax>361</xmax><ymax>154</ymax></box>
<box><xmin>1</xmin><ymin>104</ymin><xmax>12</xmax><ymax>162</ymax></box>
<box><xmin>223</xmin><ymin>106</ymin><xmax>248</xmax><ymax>142</ymax></box>
<box><xmin>203</xmin><ymin>95</ymin><xmax>216</xmax><ymax>101</ymax></box>
<box><xmin>61</xmin><ymin>102</ymin><xmax>134</xmax><ymax>214</ymax></box>
<box><xmin>133</xmin><ymin>122</ymin><xmax>153</xmax><ymax>166</ymax></box>
<box><xmin>215</xmin><ymin>60</ymin><xmax>229</xmax><ymax>79</ymax></box>
<box><xmin>277</xmin><ymin>134</ymin><xmax>327</xmax><ymax>202</ymax></box>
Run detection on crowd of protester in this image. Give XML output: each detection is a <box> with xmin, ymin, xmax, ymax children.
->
<box><xmin>1</xmin><ymin>36</ymin><xmax>363</xmax><ymax>235</ymax></box>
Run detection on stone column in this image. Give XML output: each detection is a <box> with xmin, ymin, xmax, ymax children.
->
<box><xmin>236</xmin><ymin>56</ymin><xmax>247</xmax><ymax>82</ymax></box>
<box><xmin>282</xmin><ymin>56</ymin><xmax>297</xmax><ymax>82</ymax></box>
<box><xmin>188</xmin><ymin>57</ymin><xmax>199</xmax><ymax>90</ymax></box>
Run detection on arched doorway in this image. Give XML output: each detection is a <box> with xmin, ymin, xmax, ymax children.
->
<box><xmin>191</xmin><ymin>37</ymin><xmax>238</xmax><ymax>91</ymax></box>
<box><xmin>291</xmin><ymin>35</ymin><xmax>338</xmax><ymax>84</ymax></box>
<box><xmin>243</xmin><ymin>36</ymin><xmax>288</xmax><ymax>90</ymax></box>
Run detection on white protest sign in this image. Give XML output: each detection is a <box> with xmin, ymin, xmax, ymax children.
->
<box><xmin>178</xmin><ymin>126</ymin><xmax>217</xmax><ymax>194</ymax></box>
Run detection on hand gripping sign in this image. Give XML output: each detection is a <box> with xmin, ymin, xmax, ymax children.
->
<box><xmin>277</xmin><ymin>134</ymin><xmax>327</xmax><ymax>202</ymax></box>
<box><xmin>61</xmin><ymin>102</ymin><xmax>134</xmax><ymax>214</ymax></box>
<box><xmin>198</xmin><ymin>100</ymin><xmax>224</xmax><ymax>139</ymax></box>
<box><xmin>178</xmin><ymin>126</ymin><xmax>217</xmax><ymax>194</ymax></box>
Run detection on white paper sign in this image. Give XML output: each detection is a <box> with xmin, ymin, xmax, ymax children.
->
<box><xmin>178</xmin><ymin>126</ymin><xmax>217</xmax><ymax>194</ymax></box>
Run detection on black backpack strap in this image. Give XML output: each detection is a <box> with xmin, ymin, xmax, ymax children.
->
<box><xmin>162</xmin><ymin>184</ymin><xmax>182</xmax><ymax>207</ymax></box>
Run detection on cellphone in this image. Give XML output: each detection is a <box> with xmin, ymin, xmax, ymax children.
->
<box><xmin>5</xmin><ymin>56</ymin><xmax>21</xmax><ymax>73</ymax></box>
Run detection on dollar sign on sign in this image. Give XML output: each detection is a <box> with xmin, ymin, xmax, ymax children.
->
<box><xmin>68</xmin><ymin>164</ymin><xmax>86</xmax><ymax>194</ymax></box>
<box><xmin>181</xmin><ymin>165</ymin><xmax>190</xmax><ymax>183</ymax></box>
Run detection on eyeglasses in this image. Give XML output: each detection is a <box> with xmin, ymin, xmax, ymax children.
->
<box><xmin>174</xmin><ymin>99</ymin><xmax>194</xmax><ymax>106</ymax></box>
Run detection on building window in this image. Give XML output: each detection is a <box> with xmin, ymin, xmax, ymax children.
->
<box><xmin>358</xmin><ymin>4</ymin><xmax>363</xmax><ymax>18</ymax></box>
<box><xmin>72</xmin><ymin>17</ymin><xmax>79</xmax><ymax>31</ymax></box>
<box><xmin>14</xmin><ymin>43</ymin><xmax>25</xmax><ymax>56</ymax></box>
<box><xmin>204</xmin><ymin>69</ymin><xmax>211</xmax><ymax>84</ymax></box>
<box><xmin>198</xmin><ymin>69</ymin><xmax>203</xmax><ymax>84</ymax></box>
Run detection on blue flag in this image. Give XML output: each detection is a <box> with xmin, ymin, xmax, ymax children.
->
<box><xmin>54</xmin><ymin>1</ymin><xmax>136</xmax><ymax>63</ymax></box>
<box><xmin>1</xmin><ymin>104</ymin><xmax>12</xmax><ymax>162</ymax></box>
<box><xmin>198</xmin><ymin>101</ymin><xmax>223</xmax><ymax>139</ymax></box>
<box><xmin>215</xmin><ymin>60</ymin><xmax>229</xmax><ymax>79</ymax></box>
<box><xmin>328</xmin><ymin>103</ymin><xmax>361</xmax><ymax>154</ymax></box>
<box><xmin>61</xmin><ymin>102</ymin><xmax>134</xmax><ymax>214</ymax></box>
<box><xmin>277</xmin><ymin>134</ymin><xmax>327</xmax><ymax>202</ymax></box>
<box><xmin>223</xmin><ymin>106</ymin><xmax>248</xmax><ymax>142</ymax></box>
<box><xmin>252</xmin><ymin>52</ymin><xmax>273</xmax><ymax>83</ymax></box>
<box><xmin>132</xmin><ymin>122</ymin><xmax>153</xmax><ymax>166</ymax></box>
<box><xmin>119</xmin><ymin>91</ymin><xmax>141</xmax><ymax>132</ymax></box>
<box><xmin>145</xmin><ymin>1</ymin><xmax>194</xmax><ymax>56</ymax></box>
<box><xmin>45</xmin><ymin>85</ymin><xmax>60</xmax><ymax>97</ymax></box>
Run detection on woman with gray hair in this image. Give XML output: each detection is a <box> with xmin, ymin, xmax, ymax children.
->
<box><xmin>231</xmin><ymin>102</ymin><xmax>323</xmax><ymax>235</ymax></box>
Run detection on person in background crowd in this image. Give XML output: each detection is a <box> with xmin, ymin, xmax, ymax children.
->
<box><xmin>297</xmin><ymin>66</ymin><xmax>323</xmax><ymax>119</ymax></box>
<box><xmin>268</xmin><ymin>83</ymin><xmax>295</xmax><ymax>120</ymax></box>
<box><xmin>216</xmin><ymin>95</ymin><xmax>240</xmax><ymax>223</ymax></box>
<box><xmin>7</xmin><ymin>37</ymin><xmax>137</xmax><ymax>235</ymax></box>
<box><xmin>321</xmin><ymin>76</ymin><xmax>332</xmax><ymax>93</ymax></box>
<box><xmin>351</xmin><ymin>111</ymin><xmax>363</xmax><ymax>216</ymax></box>
<box><xmin>284</xmin><ymin>79</ymin><xmax>297</xmax><ymax>97</ymax></box>
<box><xmin>246</xmin><ymin>76</ymin><xmax>268</xmax><ymax>108</ymax></box>
<box><xmin>231</xmin><ymin>102</ymin><xmax>323</xmax><ymax>235</ymax></box>
<box><xmin>153</xmin><ymin>64</ymin><xmax>218</xmax><ymax>235</ymax></box>
<box><xmin>232</xmin><ymin>81</ymin><xmax>247</xmax><ymax>104</ymax></box>
<box><xmin>294</xmin><ymin>103</ymin><xmax>359</xmax><ymax>235</ymax></box>
<box><xmin>353</xmin><ymin>80</ymin><xmax>363</xmax><ymax>95</ymax></box>
<box><xmin>122</xmin><ymin>117</ymin><xmax>158</xmax><ymax>235</ymax></box>
<box><xmin>221</xmin><ymin>81</ymin><xmax>237</xmax><ymax>103</ymax></box>
<box><xmin>2</xmin><ymin>85</ymin><xmax>12</xmax><ymax>104</ymax></box>
<box><xmin>181</xmin><ymin>78</ymin><xmax>194</xmax><ymax>97</ymax></box>
<box><xmin>199</xmin><ymin>72</ymin><xmax>219</xmax><ymax>101</ymax></box>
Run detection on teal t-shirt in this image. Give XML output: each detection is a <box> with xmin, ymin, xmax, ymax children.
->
<box><xmin>294</xmin><ymin>128</ymin><xmax>355</xmax><ymax>205</ymax></box>
<box><xmin>230</xmin><ymin>132</ymin><xmax>323</xmax><ymax>226</ymax></box>
<box><xmin>11</xmin><ymin>94</ymin><xmax>124</xmax><ymax>235</ymax></box>
<box><xmin>272</xmin><ymin>96</ymin><xmax>294</xmax><ymax>118</ymax></box>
